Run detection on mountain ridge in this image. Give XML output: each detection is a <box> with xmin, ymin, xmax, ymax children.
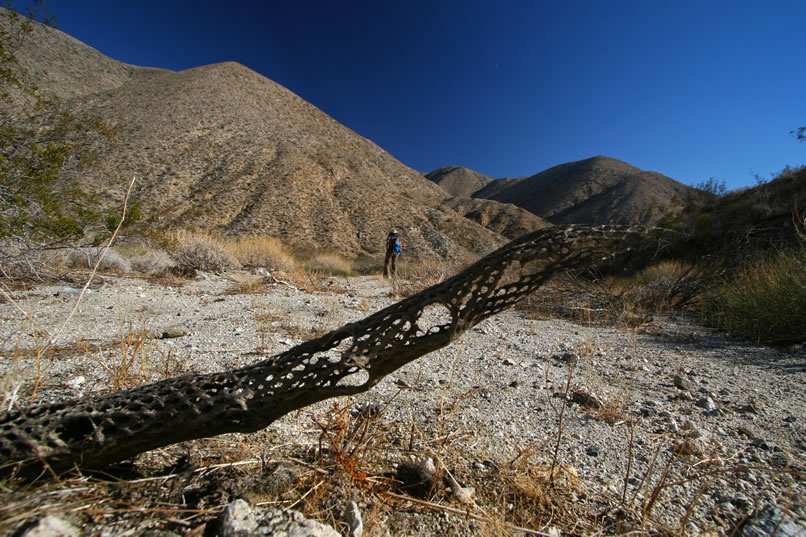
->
<box><xmin>431</xmin><ymin>156</ymin><xmax>701</xmax><ymax>226</ymax></box>
<box><xmin>5</xmin><ymin>11</ymin><xmax>509</xmax><ymax>261</ymax></box>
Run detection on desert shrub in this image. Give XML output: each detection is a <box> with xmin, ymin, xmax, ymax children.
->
<box><xmin>520</xmin><ymin>261</ymin><xmax>707</xmax><ymax>327</ymax></box>
<box><xmin>304</xmin><ymin>253</ymin><xmax>352</xmax><ymax>276</ymax></box>
<box><xmin>167</xmin><ymin>230</ymin><xmax>240</xmax><ymax>272</ymax></box>
<box><xmin>707</xmin><ymin>247</ymin><xmax>806</xmax><ymax>343</ymax></box>
<box><xmin>65</xmin><ymin>247</ymin><xmax>132</xmax><ymax>274</ymax></box>
<box><xmin>129</xmin><ymin>249</ymin><xmax>176</xmax><ymax>276</ymax></box>
<box><xmin>226</xmin><ymin>236</ymin><xmax>296</xmax><ymax>272</ymax></box>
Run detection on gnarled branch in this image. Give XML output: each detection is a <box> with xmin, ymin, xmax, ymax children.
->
<box><xmin>0</xmin><ymin>225</ymin><xmax>676</xmax><ymax>478</ymax></box>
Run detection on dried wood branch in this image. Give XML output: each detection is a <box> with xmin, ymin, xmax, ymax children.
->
<box><xmin>0</xmin><ymin>225</ymin><xmax>676</xmax><ymax>478</ymax></box>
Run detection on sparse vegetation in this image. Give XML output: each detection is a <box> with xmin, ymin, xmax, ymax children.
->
<box><xmin>304</xmin><ymin>252</ymin><xmax>353</xmax><ymax>276</ymax></box>
<box><xmin>165</xmin><ymin>229</ymin><xmax>240</xmax><ymax>272</ymax></box>
<box><xmin>0</xmin><ymin>6</ymin><xmax>132</xmax><ymax>281</ymax></box>
<box><xmin>706</xmin><ymin>246</ymin><xmax>806</xmax><ymax>343</ymax></box>
<box><xmin>226</xmin><ymin>236</ymin><xmax>296</xmax><ymax>272</ymax></box>
<box><xmin>1</xmin><ymin>7</ymin><xmax>804</xmax><ymax>535</ymax></box>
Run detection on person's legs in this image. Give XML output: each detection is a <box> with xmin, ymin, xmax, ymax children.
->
<box><xmin>384</xmin><ymin>251</ymin><xmax>392</xmax><ymax>278</ymax></box>
<box><xmin>390</xmin><ymin>254</ymin><xmax>397</xmax><ymax>278</ymax></box>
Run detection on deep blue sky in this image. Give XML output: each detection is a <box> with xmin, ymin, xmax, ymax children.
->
<box><xmin>21</xmin><ymin>0</ymin><xmax>806</xmax><ymax>190</ymax></box>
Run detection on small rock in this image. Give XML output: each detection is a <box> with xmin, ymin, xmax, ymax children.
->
<box><xmin>509</xmin><ymin>380</ymin><xmax>520</xmax><ymax>388</ymax></box>
<box><xmin>158</xmin><ymin>328</ymin><xmax>189</xmax><ymax>339</ymax></box>
<box><xmin>673</xmin><ymin>375</ymin><xmax>692</xmax><ymax>391</ymax></box>
<box><xmin>739</xmin><ymin>505</ymin><xmax>805</xmax><ymax>537</ymax></box>
<box><xmin>784</xmin><ymin>415</ymin><xmax>797</xmax><ymax>423</ymax></box>
<box><xmin>675</xmin><ymin>438</ymin><xmax>705</xmax><ymax>456</ymax></box>
<box><xmin>342</xmin><ymin>501</ymin><xmax>363</xmax><ymax>537</ymax></box>
<box><xmin>586</xmin><ymin>446</ymin><xmax>601</xmax><ymax>457</ymax></box>
<box><xmin>395</xmin><ymin>457</ymin><xmax>437</xmax><ymax>498</ymax></box>
<box><xmin>55</xmin><ymin>287</ymin><xmax>88</xmax><ymax>297</ymax></box>
<box><xmin>738</xmin><ymin>426</ymin><xmax>757</xmax><ymax>439</ymax></box>
<box><xmin>695</xmin><ymin>396</ymin><xmax>716</xmax><ymax>410</ymax></box>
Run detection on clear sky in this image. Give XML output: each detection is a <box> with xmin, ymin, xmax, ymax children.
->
<box><xmin>19</xmin><ymin>0</ymin><xmax>806</xmax><ymax>190</ymax></box>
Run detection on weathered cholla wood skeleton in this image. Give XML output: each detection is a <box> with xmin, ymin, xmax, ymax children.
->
<box><xmin>0</xmin><ymin>225</ymin><xmax>674</xmax><ymax>477</ymax></box>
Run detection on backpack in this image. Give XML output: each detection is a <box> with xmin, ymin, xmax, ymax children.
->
<box><xmin>389</xmin><ymin>236</ymin><xmax>402</xmax><ymax>254</ymax></box>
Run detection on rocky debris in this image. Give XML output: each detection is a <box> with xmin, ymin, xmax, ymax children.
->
<box><xmin>216</xmin><ymin>499</ymin><xmax>340</xmax><ymax>537</ymax></box>
<box><xmin>1</xmin><ymin>273</ymin><xmax>805</xmax><ymax>536</ymax></box>
<box><xmin>738</xmin><ymin>505</ymin><xmax>806</xmax><ymax>537</ymax></box>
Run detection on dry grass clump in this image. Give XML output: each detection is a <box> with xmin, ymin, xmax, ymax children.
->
<box><xmin>392</xmin><ymin>256</ymin><xmax>470</xmax><ymax>297</ymax></box>
<box><xmin>520</xmin><ymin>261</ymin><xmax>707</xmax><ymax>328</ymax></box>
<box><xmin>707</xmin><ymin>246</ymin><xmax>806</xmax><ymax>343</ymax></box>
<box><xmin>129</xmin><ymin>248</ymin><xmax>176</xmax><ymax>276</ymax></box>
<box><xmin>304</xmin><ymin>253</ymin><xmax>353</xmax><ymax>276</ymax></box>
<box><xmin>165</xmin><ymin>229</ymin><xmax>240</xmax><ymax>272</ymax></box>
<box><xmin>226</xmin><ymin>236</ymin><xmax>296</xmax><ymax>272</ymax></box>
<box><xmin>65</xmin><ymin>247</ymin><xmax>132</xmax><ymax>274</ymax></box>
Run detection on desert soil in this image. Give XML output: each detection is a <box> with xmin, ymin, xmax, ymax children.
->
<box><xmin>1</xmin><ymin>270</ymin><xmax>804</xmax><ymax>536</ymax></box>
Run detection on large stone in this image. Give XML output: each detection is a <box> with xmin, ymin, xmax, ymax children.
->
<box><xmin>18</xmin><ymin>516</ymin><xmax>80</xmax><ymax>537</ymax></box>
<box><xmin>217</xmin><ymin>499</ymin><xmax>340</xmax><ymax>537</ymax></box>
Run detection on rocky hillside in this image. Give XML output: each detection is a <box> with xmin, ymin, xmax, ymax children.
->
<box><xmin>440</xmin><ymin>198</ymin><xmax>550</xmax><ymax>240</ymax></box>
<box><xmin>425</xmin><ymin>166</ymin><xmax>497</xmax><ymax>198</ymax></box>
<box><xmin>6</xmin><ymin>11</ymin><xmax>506</xmax><ymax>261</ymax></box>
<box><xmin>471</xmin><ymin>156</ymin><xmax>701</xmax><ymax>226</ymax></box>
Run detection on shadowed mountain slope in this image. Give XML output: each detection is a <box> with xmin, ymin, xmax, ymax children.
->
<box><xmin>426</xmin><ymin>166</ymin><xmax>496</xmax><ymax>198</ymax></box>
<box><xmin>441</xmin><ymin>198</ymin><xmax>550</xmax><ymax>240</ymax></box>
<box><xmin>473</xmin><ymin>156</ymin><xmax>699</xmax><ymax>225</ymax></box>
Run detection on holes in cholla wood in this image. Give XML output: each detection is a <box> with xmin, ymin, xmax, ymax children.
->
<box><xmin>416</xmin><ymin>303</ymin><xmax>454</xmax><ymax>337</ymax></box>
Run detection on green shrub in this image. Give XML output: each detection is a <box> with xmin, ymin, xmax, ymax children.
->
<box><xmin>708</xmin><ymin>247</ymin><xmax>806</xmax><ymax>343</ymax></box>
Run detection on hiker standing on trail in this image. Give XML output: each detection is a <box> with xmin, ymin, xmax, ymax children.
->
<box><xmin>384</xmin><ymin>229</ymin><xmax>402</xmax><ymax>278</ymax></box>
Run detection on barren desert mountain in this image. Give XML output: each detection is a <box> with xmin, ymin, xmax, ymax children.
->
<box><xmin>425</xmin><ymin>166</ymin><xmax>496</xmax><ymax>198</ymax></box>
<box><xmin>472</xmin><ymin>156</ymin><xmax>700</xmax><ymax>225</ymax></box>
<box><xmin>2</xmin><ymin>8</ymin><xmax>167</xmax><ymax>100</ymax></box>
<box><xmin>6</xmin><ymin>11</ymin><xmax>505</xmax><ymax>260</ymax></box>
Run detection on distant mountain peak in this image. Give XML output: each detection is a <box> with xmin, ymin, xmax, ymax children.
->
<box><xmin>446</xmin><ymin>156</ymin><xmax>699</xmax><ymax>226</ymax></box>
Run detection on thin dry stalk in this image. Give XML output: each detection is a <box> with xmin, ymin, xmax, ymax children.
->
<box><xmin>383</xmin><ymin>491</ymin><xmax>556</xmax><ymax>537</ymax></box>
<box><xmin>46</xmin><ymin>176</ymin><xmax>136</xmax><ymax>350</ymax></box>
<box><xmin>622</xmin><ymin>419</ymin><xmax>635</xmax><ymax>505</ymax></box>
<box><xmin>549</xmin><ymin>355</ymin><xmax>575</xmax><ymax>481</ymax></box>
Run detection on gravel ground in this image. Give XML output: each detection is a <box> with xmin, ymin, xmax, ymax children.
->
<box><xmin>1</xmin><ymin>270</ymin><xmax>804</xmax><ymax>536</ymax></box>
